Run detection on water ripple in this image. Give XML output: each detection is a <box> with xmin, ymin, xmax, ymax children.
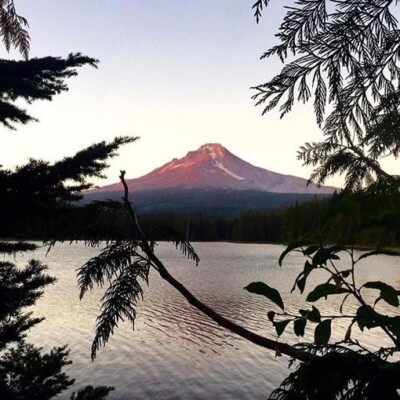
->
<box><xmin>6</xmin><ymin>242</ymin><xmax>399</xmax><ymax>399</ymax></box>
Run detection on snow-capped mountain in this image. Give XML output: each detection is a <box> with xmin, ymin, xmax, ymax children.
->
<box><xmin>93</xmin><ymin>143</ymin><xmax>335</xmax><ymax>194</ymax></box>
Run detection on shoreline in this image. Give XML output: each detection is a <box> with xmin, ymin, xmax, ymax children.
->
<box><xmin>1</xmin><ymin>237</ymin><xmax>399</xmax><ymax>252</ymax></box>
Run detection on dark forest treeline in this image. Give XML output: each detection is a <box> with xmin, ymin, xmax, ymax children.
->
<box><xmin>2</xmin><ymin>194</ymin><xmax>399</xmax><ymax>247</ymax></box>
<box><xmin>140</xmin><ymin>196</ymin><xmax>399</xmax><ymax>247</ymax></box>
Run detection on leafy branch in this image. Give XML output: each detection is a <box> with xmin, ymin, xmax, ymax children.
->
<box><xmin>246</xmin><ymin>203</ymin><xmax>400</xmax><ymax>397</ymax></box>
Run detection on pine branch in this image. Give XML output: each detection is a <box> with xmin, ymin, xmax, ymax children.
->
<box><xmin>254</xmin><ymin>0</ymin><xmax>396</xmax><ymax>129</ymax></box>
<box><xmin>263</xmin><ymin>0</ymin><xmax>327</xmax><ymax>61</ymax></box>
<box><xmin>252</xmin><ymin>0</ymin><xmax>270</xmax><ymax>24</ymax></box>
<box><xmin>255</xmin><ymin>1</ymin><xmax>400</xmax><ymax>190</ymax></box>
<box><xmin>1</xmin><ymin>136</ymin><xmax>137</xmax><ymax>206</ymax></box>
<box><xmin>90</xmin><ymin>258</ymin><xmax>150</xmax><ymax>360</ymax></box>
<box><xmin>0</xmin><ymin>0</ymin><xmax>30</xmax><ymax>59</ymax></box>
<box><xmin>78</xmin><ymin>241</ymin><xmax>141</xmax><ymax>299</ymax></box>
<box><xmin>0</xmin><ymin>54</ymin><xmax>99</xmax><ymax>129</ymax></box>
<box><xmin>0</xmin><ymin>241</ymin><xmax>37</xmax><ymax>255</ymax></box>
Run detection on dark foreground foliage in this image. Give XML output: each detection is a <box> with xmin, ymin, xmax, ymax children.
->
<box><xmin>1</xmin><ymin>1</ymin><xmax>400</xmax><ymax>399</ymax></box>
<box><xmin>246</xmin><ymin>0</ymin><xmax>400</xmax><ymax>397</ymax></box>
<box><xmin>0</xmin><ymin>18</ymin><xmax>127</xmax><ymax>396</ymax></box>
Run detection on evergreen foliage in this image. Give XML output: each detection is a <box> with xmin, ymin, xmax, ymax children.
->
<box><xmin>66</xmin><ymin>197</ymin><xmax>200</xmax><ymax>359</ymax></box>
<box><xmin>0</xmin><ymin>8</ymin><xmax>126</xmax><ymax>396</ymax></box>
<box><xmin>0</xmin><ymin>136</ymin><xmax>136</xmax><ymax>205</ymax></box>
<box><xmin>0</xmin><ymin>53</ymin><xmax>98</xmax><ymax>129</ymax></box>
<box><xmin>79</xmin><ymin>241</ymin><xmax>151</xmax><ymax>360</ymax></box>
<box><xmin>70</xmin><ymin>385</ymin><xmax>115</xmax><ymax>400</ymax></box>
<box><xmin>5</xmin><ymin>193</ymin><xmax>399</xmax><ymax>248</ymax></box>
<box><xmin>252</xmin><ymin>0</ymin><xmax>270</xmax><ymax>23</ymax></box>
<box><xmin>0</xmin><ymin>343</ymin><xmax>74</xmax><ymax>400</ymax></box>
<box><xmin>244</xmin><ymin>1</ymin><xmax>400</xmax><ymax>397</ymax></box>
<box><xmin>1</xmin><ymin>1</ymin><xmax>399</xmax><ymax>398</ymax></box>
<box><xmin>0</xmin><ymin>0</ymin><xmax>29</xmax><ymax>59</ymax></box>
<box><xmin>0</xmin><ymin>257</ymin><xmax>53</xmax><ymax>351</ymax></box>
<box><xmin>253</xmin><ymin>0</ymin><xmax>400</xmax><ymax>194</ymax></box>
<box><xmin>0</xmin><ymin>242</ymin><xmax>79</xmax><ymax>398</ymax></box>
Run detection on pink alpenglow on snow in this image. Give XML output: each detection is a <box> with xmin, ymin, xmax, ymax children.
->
<box><xmin>93</xmin><ymin>144</ymin><xmax>336</xmax><ymax>194</ymax></box>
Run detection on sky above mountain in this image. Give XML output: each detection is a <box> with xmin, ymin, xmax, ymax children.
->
<box><xmin>2</xmin><ymin>1</ymin><xmax>395</xmax><ymax>188</ymax></box>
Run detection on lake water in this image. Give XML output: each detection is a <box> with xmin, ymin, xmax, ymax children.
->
<box><xmin>10</xmin><ymin>242</ymin><xmax>400</xmax><ymax>399</ymax></box>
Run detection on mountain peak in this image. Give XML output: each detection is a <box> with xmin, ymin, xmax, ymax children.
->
<box><xmin>198</xmin><ymin>143</ymin><xmax>224</xmax><ymax>149</ymax></box>
<box><xmin>92</xmin><ymin>143</ymin><xmax>336</xmax><ymax>194</ymax></box>
<box><xmin>198</xmin><ymin>143</ymin><xmax>225</xmax><ymax>151</ymax></box>
<box><xmin>194</xmin><ymin>143</ymin><xmax>227</xmax><ymax>160</ymax></box>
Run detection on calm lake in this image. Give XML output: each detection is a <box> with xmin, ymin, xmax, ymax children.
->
<box><xmin>12</xmin><ymin>242</ymin><xmax>400</xmax><ymax>399</ymax></box>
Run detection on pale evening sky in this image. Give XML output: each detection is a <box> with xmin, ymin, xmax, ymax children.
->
<box><xmin>2</xmin><ymin>1</ymin><xmax>349</xmax><ymax>187</ymax></box>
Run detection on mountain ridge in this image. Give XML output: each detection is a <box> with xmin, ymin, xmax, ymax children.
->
<box><xmin>92</xmin><ymin>143</ymin><xmax>336</xmax><ymax>194</ymax></box>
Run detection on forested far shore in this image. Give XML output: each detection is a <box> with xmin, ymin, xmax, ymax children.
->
<box><xmin>2</xmin><ymin>194</ymin><xmax>399</xmax><ymax>248</ymax></box>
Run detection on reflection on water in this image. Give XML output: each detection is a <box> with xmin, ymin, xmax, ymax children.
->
<box><xmin>9</xmin><ymin>242</ymin><xmax>400</xmax><ymax>399</ymax></box>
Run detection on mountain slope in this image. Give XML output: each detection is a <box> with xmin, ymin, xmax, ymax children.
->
<box><xmin>93</xmin><ymin>143</ymin><xmax>336</xmax><ymax>194</ymax></box>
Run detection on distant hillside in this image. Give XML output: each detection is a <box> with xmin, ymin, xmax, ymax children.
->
<box><xmin>84</xmin><ymin>188</ymin><xmax>331</xmax><ymax>217</ymax></box>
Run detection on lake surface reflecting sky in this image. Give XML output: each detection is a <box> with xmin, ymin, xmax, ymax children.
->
<box><xmin>11</xmin><ymin>242</ymin><xmax>399</xmax><ymax>399</ymax></box>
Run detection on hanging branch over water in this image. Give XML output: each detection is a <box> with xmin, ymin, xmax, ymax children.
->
<box><xmin>75</xmin><ymin>172</ymin><xmax>400</xmax><ymax>397</ymax></box>
<box><xmin>76</xmin><ymin>171</ymin><xmax>315</xmax><ymax>363</ymax></box>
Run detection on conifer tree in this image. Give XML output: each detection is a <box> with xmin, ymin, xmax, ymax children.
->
<box><xmin>0</xmin><ymin>2</ymin><xmax>128</xmax><ymax>398</ymax></box>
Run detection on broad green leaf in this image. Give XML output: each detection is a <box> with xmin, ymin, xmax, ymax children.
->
<box><xmin>364</xmin><ymin>281</ymin><xmax>399</xmax><ymax>307</ymax></box>
<box><xmin>306</xmin><ymin>283</ymin><xmax>349</xmax><ymax>302</ymax></box>
<box><xmin>308</xmin><ymin>306</ymin><xmax>321</xmax><ymax>323</ymax></box>
<box><xmin>244</xmin><ymin>281</ymin><xmax>284</xmax><ymax>310</ymax></box>
<box><xmin>267</xmin><ymin>311</ymin><xmax>275</xmax><ymax>322</ymax></box>
<box><xmin>387</xmin><ymin>316</ymin><xmax>400</xmax><ymax>340</ymax></box>
<box><xmin>356</xmin><ymin>305</ymin><xmax>380</xmax><ymax>331</ymax></box>
<box><xmin>297</xmin><ymin>276</ymin><xmax>307</xmax><ymax>293</ymax></box>
<box><xmin>358</xmin><ymin>250</ymin><xmax>400</xmax><ymax>262</ymax></box>
<box><xmin>301</xmin><ymin>306</ymin><xmax>321</xmax><ymax>323</ymax></box>
<box><xmin>303</xmin><ymin>245</ymin><xmax>319</xmax><ymax>256</ymax></box>
<box><xmin>344</xmin><ymin>322</ymin><xmax>353</xmax><ymax>341</ymax></box>
<box><xmin>356</xmin><ymin>305</ymin><xmax>370</xmax><ymax>331</ymax></box>
<box><xmin>294</xmin><ymin>318</ymin><xmax>307</xmax><ymax>337</ymax></box>
<box><xmin>278</xmin><ymin>240</ymin><xmax>313</xmax><ymax>266</ymax></box>
<box><xmin>299</xmin><ymin>261</ymin><xmax>315</xmax><ymax>292</ymax></box>
<box><xmin>314</xmin><ymin>319</ymin><xmax>332</xmax><ymax>345</ymax></box>
<box><xmin>312</xmin><ymin>247</ymin><xmax>340</xmax><ymax>266</ymax></box>
<box><xmin>293</xmin><ymin>261</ymin><xmax>315</xmax><ymax>294</ymax></box>
<box><xmin>274</xmin><ymin>320</ymin><xmax>290</xmax><ymax>336</ymax></box>
<box><xmin>340</xmin><ymin>270</ymin><xmax>351</xmax><ymax>278</ymax></box>
<box><xmin>303</xmin><ymin>260</ymin><xmax>314</xmax><ymax>275</ymax></box>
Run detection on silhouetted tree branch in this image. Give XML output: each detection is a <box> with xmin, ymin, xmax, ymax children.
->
<box><xmin>0</xmin><ymin>0</ymin><xmax>30</xmax><ymax>59</ymax></box>
<box><xmin>0</xmin><ymin>53</ymin><xmax>99</xmax><ymax>129</ymax></box>
<box><xmin>253</xmin><ymin>0</ymin><xmax>400</xmax><ymax>193</ymax></box>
